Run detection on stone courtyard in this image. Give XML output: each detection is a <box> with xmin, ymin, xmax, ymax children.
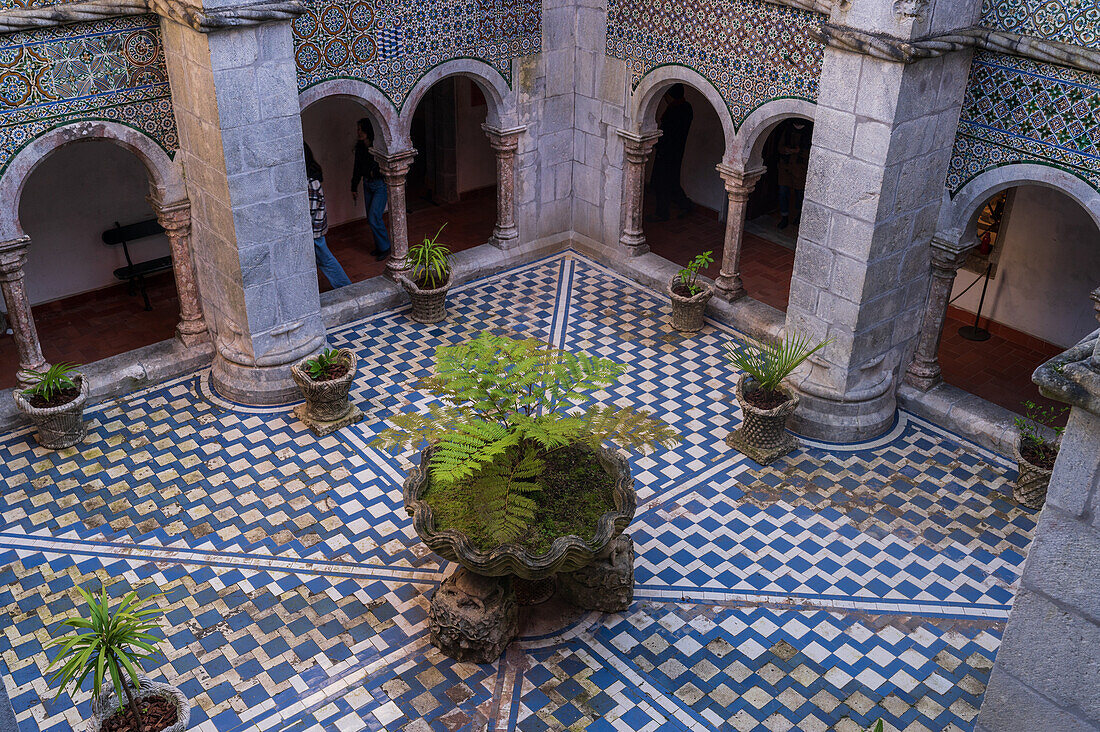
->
<box><xmin>0</xmin><ymin>255</ymin><xmax>1041</xmax><ymax>731</ymax></box>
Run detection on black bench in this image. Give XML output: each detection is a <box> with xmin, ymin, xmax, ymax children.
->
<box><xmin>102</xmin><ymin>219</ymin><xmax>171</xmax><ymax>311</ymax></box>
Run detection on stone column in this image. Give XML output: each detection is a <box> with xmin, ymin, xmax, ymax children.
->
<box><xmin>903</xmin><ymin>238</ymin><xmax>973</xmax><ymax>390</ymax></box>
<box><xmin>616</xmin><ymin>129</ymin><xmax>660</xmax><ymax>256</ymax></box>
<box><xmin>159</xmin><ymin>10</ymin><xmax>326</xmax><ymax>405</ymax></box>
<box><xmin>1092</xmin><ymin>286</ymin><xmax>1100</xmax><ymax>367</ymax></box>
<box><xmin>784</xmin><ymin>0</ymin><xmax>983</xmax><ymax>441</ymax></box>
<box><xmin>148</xmin><ymin>196</ymin><xmax>208</xmax><ymax>347</ymax></box>
<box><xmin>374</xmin><ymin>148</ymin><xmax>417</xmax><ymax>280</ymax></box>
<box><xmin>483</xmin><ymin>124</ymin><xmax>525</xmax><ymax>250</ymax></box>
<box><xmin>714</xmin><ymin>164</ymin><xmax>765</xmax><ymax>302</ymax></box>
<box><xmin>0</xmin><ymin>237</ymin><xmax>47</xmax><ymax>386</ymax></box>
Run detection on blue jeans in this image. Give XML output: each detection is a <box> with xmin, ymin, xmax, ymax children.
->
<box><xmin>363</xmin><ymin>178</ymin><xmax>392</xmax><ymax>253</ymax></box>
<box><xmin>314</xmin><ymin>236</ymin><xmax>351</xmax><ymax>288</ymax></box>
<box><xmin>778</xmin><ymin>185</ymin><xmax>804</xmax><ymax>217</ymax></box>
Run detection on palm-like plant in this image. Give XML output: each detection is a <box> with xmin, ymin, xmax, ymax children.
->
<box><xmin>22</xmin><ymin>362</ymin><xmax>80</xmax><ymax>402</ymax></box>
<box><xmin>46</xmin><ymin>587</ymin><xmax>164</xmax><ymax>728</ymax></box>
<box><xmin>724</xmin><ymin>331</ymin><xmax>830</xmax><ymax>396</ymax></box>
<box><xmin>409</xmin><ymin>223</ymin><xmax>451</xmax><ymax>289</ymax></box>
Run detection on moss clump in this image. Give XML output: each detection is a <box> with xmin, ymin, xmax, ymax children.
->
<box><xmin>424</xmin><ymin>444</ymin><xmax>617</xmax><ymax>554</ymax></box>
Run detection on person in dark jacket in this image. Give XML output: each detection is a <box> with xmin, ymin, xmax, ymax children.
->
<box><xmin>776</xmin><ymin>119</ymin><xmax>812</xmax><ymax>229</ymax></box>
<box><xmin>350</xmin><ymin>118</ymin><xmax>392</xmax><ymax>261</ymax></box>
<box><xmin>650</xmin><ymin>83</ymin><xmax>694</xmax><ymax>221</ymax></box>
<box><xmin>305</xmin><ymin>144</ymin><xmax>351</xmax><ymax>289</ymax></box>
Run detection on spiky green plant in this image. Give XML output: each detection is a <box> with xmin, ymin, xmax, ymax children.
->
<box><xmin>869</xmin><ymin>722</ymin><xmax>885</xmax><ymax>732</ymax></box>
<box><xmin>409</xmin><ymin>223</ymin><xmax>451</xmax><ymax>289</ymax></box>
<box><xmin>22</xmin><ymin>362</ymin><xmax>80</xmax><ymax>402</ymax></box>
<box><xmin>372</xmin><ymin>332</ymin><xmax>681</xmax><ymax>544</ymax></box>
<box><xmin>45</xmin><ymin>586</ymin><xmax>164</xmax><ymax>728</ymax></box>
<box><xmin>676</xmin><ymin>251</ymin><xmax>714</xmax><ymax>296</ymax></box>
<box><xmin>724</xmin><ymin>330</ymin><xmax>830</xmax><ymax>396</ymax></box>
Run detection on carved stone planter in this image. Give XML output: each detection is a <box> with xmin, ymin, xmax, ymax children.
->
<box><xmin>13</xmin><ymin>372</ymin><xmax>88</xmax><ymax>450</ymax></box>
<box><xmin>1013</xmin><ymin>441</ymin><xmax>1054</xmax><ymax>510</ymax></box>
<box><xmin>667</xmin><ymin>276</ymin><xmax>713</xmax><ymax>333</ymax></box>
<box><xmin>405</xmin><ymin>445</ymin><xmax>637</xmax><ymax>662</ymax></box>
<box><xmin>399</xmin><ymin>272</ymin><xmax>453</xmax><ymax>324</ymax></box>
<box><xmin>290</xmin><ymin>349</ymin><xmax>363</xmax><ymax>436</ymax></box>
<box><xmin>91</xmin><ymin>676</ymin><xmax>190</xmax><ymax>732</ymax></box>
<box><xmin>726</xmin><ymin>374</ymin><xmax>800</xmax><ymax>465</ymax></box>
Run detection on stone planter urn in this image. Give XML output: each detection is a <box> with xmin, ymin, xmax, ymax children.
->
<box><xmin>667</xmin><ymin>276</ymin><xmax>713</xmax><ymax>333</ymax></box>
<box><xmin>726</xmin><ymin>374</ymin><xmax>800</xmax><ymax>465</ymax></box>
<box><xmin>399</xmin><ymin>272</ymin><xmax>453</xmax><ymax>324</ymax></box>
<box><xmin>290</xmin><ymin>348</ymin><xmax>363</xmax><ymax>436</ymax></box>
<box><xmin>13</xmin><ymin>372</ymin><xmax>88</xmax><ymax>450</ymax></box>
<box><xmin>91</xmin><ymin>676</ymin><xmax>190</xmax><ymax>732</ymax></box>
<box><xmin>1013</xmin><ymin>440</ymin><xmax>1055</xmax><ymax>510</ymax></box>
<box><xmin>404</xmin><ymin>445</ymin><xmax>637</xmax><ymax>663</ymax></box>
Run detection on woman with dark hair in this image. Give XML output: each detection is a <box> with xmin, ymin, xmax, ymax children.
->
<box><xmin>350</xmin><ymin>118</ymin><xmax>392</xmax><ymax>261</ymax></box>
<box><xmin>305</xmin><ymin>143</ymin><xmax>351</xmax><ymax>288</ymax></box>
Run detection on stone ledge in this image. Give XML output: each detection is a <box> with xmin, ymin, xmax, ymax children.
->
<box><xmin>897</xmin><ymin>381</ymin><xmax>1019</xmax><ymax>456</ymax></box>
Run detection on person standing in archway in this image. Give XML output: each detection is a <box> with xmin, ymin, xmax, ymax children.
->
<box><xmin>351</xmin><ymin>118</ymin><xmax>392</xmax><ymax>261</ymax></box>
<box><xmin>305</xmin><ymin>144</ymin><xmax>352</xmax><ymax>289</ymax></box>
<box><xmin>777</xmin><ymin>119</ymin><xmax>812</xmax><ymax>230</ymax></box>
<box><xmin>650</xmin><ymin>83</ymin><xmax>694</xmax><ymax>222</ymax></box>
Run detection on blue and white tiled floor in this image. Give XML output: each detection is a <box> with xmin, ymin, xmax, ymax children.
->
<box><xmin>0</xmin><ymin>253</ymin><xmax>1036</xmax><ymax>731</ymax></box>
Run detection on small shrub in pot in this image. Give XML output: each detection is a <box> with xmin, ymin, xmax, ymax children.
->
<box><xmin>291</xmin><ymin>347</ymin><xmax>363</xmax><ymax>436</ymax></box>
<box><xmin>1012</xmin><ymin>399</ymin><xmax>1067</xmax><ymax>509</ymax></box>
<box><xmin>723</xmin><ymin>331</ymin><xmax>829</xmax><ymax>465</ymax></box>
<box><xmin>13</xmin><ymin>362</ymin><xmax>87</xmax><ymax>449</ymax></box>
<box><xmin>667</xmin><ymin>251</ymin><xmax>714</xmax><ymax>333</ymax></box>
<box><xmin>400</xmin><ymin>224</ymin><xmax>453</xmax><ymax>324</ymax></box>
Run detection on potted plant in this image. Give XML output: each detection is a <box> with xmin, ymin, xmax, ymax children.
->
<box><xmin>13</xmin><ymin>362</ymin><xmax>87</xmax><ymax>449</ymax></box>
<box><xmin>372</xmin><ymin>332</ymin><xmax>680</xmax><ymax>662</ymax></box>
<box><xmin>667</xmin><ymin>251</ymin><xmax>714</xmax><ymax>333</ymax></box>
<box><xmin>290</xmin><ymin>347</ymin><xmax>363</xmax><ymax>436</ymax></box>
<box><xmin>724</xmin><ymin>331</ymin><xmax>829</xmax><ymax>465</ymax></box>
<box><xmin>399</xmin><ymin>224</ymin><xmax>453</xmax><ymax>324</ymax></box>
<box><xmin>46</xmin><ymin>586</ymin><xmax>190</xmax><ymax>732</ymax></box>
<box><xmin>1012</xmin><ymin>399</ymin><xmax>1067</xmax><ymax>509</ymax></box>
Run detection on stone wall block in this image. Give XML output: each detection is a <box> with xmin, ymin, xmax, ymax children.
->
<box><xmin>1023</xmin><ymin>508</ymin><xmax>1100</xmax><ymax>623</ymax></box>
<box><xmin>853</xmin><ymin>63</ymin><xmax>905</xmax><ymax>123</ymax></box>
<box><xmin>1047</xmin><ymin>408</ymin><xmax>1100</xmax><ymax>517</ymax></box>
<box><xmin>852</xmin><ymin>119</ymin><xmax>893</xmax><ymax>164</ymax></box>
<box><xmin>812</xmin><ymin>107</ymin><xmax>856</xmax><ymax>156</ymax></box>
<box><xmin>816</xmin><ymin>51</ymin><xmax>863</xmax><ymax>113</ymax></box>
<box><xmin>805</xmin><ymin>150</ymin><xmax>883</xmax><ymax>223</ymax></box>
<box><xmin>206</xmin><ymin>28</ymin><xmax>258</xmax><ymax>71</ymax></box>
<box><xmin>975</xmin><ymin>667</ymin><xmax>1097</xmax><ymax>732</ymax></box>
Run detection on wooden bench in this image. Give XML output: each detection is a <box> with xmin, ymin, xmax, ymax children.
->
<box><xmin>102</xmin><ymin>219</ymin><xmax>171</xmax><ymax>311</ymax></box>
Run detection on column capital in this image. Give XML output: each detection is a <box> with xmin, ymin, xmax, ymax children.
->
<box><xmin>481</xmin><ymin>123</ymin><xmax>526</xmax><ymax>151</ymax></box>
<box><xmin>1091</xmin><ymin>286</ymin><xmax>1100</xmax><ymax>327</ymax></box>
<box><xmin>147</xmin><ymin>196</ymin><xmax>192</xmax><ymax>235</ymax></box>
<box><xmin>616</xmin><ymin>128</ymin><xmax>661</xmax><ymax>150</ymax></box>
<box><xmin>0</xmin><ymin>236</ymin><xmax>31</xmax><ymax>280</ymax></box>
<box><xmin>929</xmin><ymin>236</ymin><xmax>975</xmax><ymax>273</ymax></box>
<box><xmin>373</xmin><ymin>148</ymin><xmax>417</xmax><ymax>179</ymax></box>
<box><xmin>716</xmin><ymin>163</ymin><xmax>766</xmax><ymax>198</ymax></box>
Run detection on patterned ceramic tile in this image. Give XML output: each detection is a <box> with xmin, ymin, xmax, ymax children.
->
<box><xmin>0</xmin><ymin>16</ymin><xmax>176</xmax><ymax>177</ymax></box>
<box><xmin>293</xmin><ymin>0</ymin><xmax>541</xmax><ymax>106</ymax></box>
<box><xmin>947</xmin><ymin>51</ymin><xmax>1100</xmax><ymax>195</ymax></box>
<box><xmin>980</xmin><ymin>0</ymin><xmax>1099</xmax><ymax>49</ymax></box>
<box><xmin>0</xmin><ymin>253</ymin><xmax>1037</xmax><ymax>731</ymax></box>
<box><xmin>606</xmin><ymin>0</ymin><xmax>824</xmax><ymax>128</ymax></box>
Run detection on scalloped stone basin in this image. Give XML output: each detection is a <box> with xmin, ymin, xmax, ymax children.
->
<box><xmin>403</xmin><ymin>445</ymin><xmax>637</xmax><ymax>581</ymax></box>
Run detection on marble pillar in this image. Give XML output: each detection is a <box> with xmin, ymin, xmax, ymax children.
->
<box><xmin>714</xmin><ymin>164</ymin><xmax>765</xmax><ymax>302</ymax></box>
<box><xmin>0</xmin><ymin>236</ymin><xmax>47</xmax><ymax>387</ymax></box>
<box><xmin>375</xmin><ymin>148</ymin><xmax>417</xmax><ymax>280</ymax></box>
<box><xmin>149</xmin><ymin>196</ymin><xmax>209</xmax><ymax>347</ymax></box>
<box><xmin>483</xmin><ymin>124</ymin><xmax>525</xmax><ymax>250</ymax></box>
<box><xmin>904</xmin><ymin>238</ymin><xmax>974</xmax><ymax>390</ymax></box>
<box><xmin>617</xmin><ymin>129</ymin><xmax>660</xmax><ymax>256</ymax></box>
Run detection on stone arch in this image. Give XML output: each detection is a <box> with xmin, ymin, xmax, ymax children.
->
<box><xmin>630</xmin><ymin>65</ymin><xmax>735</xmax><ymax>160</ymax></box>
<box><xmin>0</xmin><ymin>120</ymin><xmax>185</xmax><ymax>242</ymax></box>
<box><xmin>397</xmin><ymin>60</ymin><xmax>514</xmax><ymax>149</ymax></box>
<box><xmin>939</xmin><ymin>163</ymin><xmax>1100</xmax><ymax>246</ymax></box>
<box><xmin>298</xmin><ymin>79</ymin><xmax>399</xmax><ymax>155</ymax></box>
<box><xmin>733</xmin><ymin>98</ymin><xmax>816</xmax><ymax>170</ymax></box>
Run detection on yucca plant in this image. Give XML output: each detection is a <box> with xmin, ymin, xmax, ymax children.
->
<box><xmin>45</xmin><ymin>586</ymin><xmax>164</xmax><ymax>729</ymax></box>
<box><xmin>22</xmin><ymin>362</ymin><xmax>80</xmax><ymax>403</ymax></box>
<box><xmin>409</xmin><ymin>223</ymin><xmax>451</xmax><ymax>289</ymax></box>
<box><xmin>724</xmin><ymin>331</ymin><xmax>830</xmax><ymax>397</ymax></box>
<box><xmin>372</xmin><ymin>332</ymin><xmax>681</xmax><ymax>545</ymax></box>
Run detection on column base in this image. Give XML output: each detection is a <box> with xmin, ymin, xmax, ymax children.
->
<box><xmin>491</xmin><ymin>226</ymin><xmax>520</xmax><ymax>250</ymax></box>
<box><xmin>903</xmin><ymin>363</ymin><xmax>942</xmax><ymax>392</ymax></box>
<box><xmin>619</xmin><ymin>234</ymin><xmax>648</xmax><ymax>256</ymax></box>
<box><xmin>211</xmin><ymin>354</ymin><xmax>302</xmax><ymax>406</ymax></box>
<box><xmin>176</xmin><ymin>321</ymin><xmax>210</xmax><ymax>348</ymax></box>
<box><xmin>714</xmin><ymin>279</ymin><xmax>746</xmax><ymax>303</ymax></box>
<box><xmin>788</xmin><ymin>387</ymin><xmax>897</xmax><ymax>443</ymax></box>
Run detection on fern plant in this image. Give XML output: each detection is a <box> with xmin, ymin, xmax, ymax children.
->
<box><xmin>724</xmin><ymin>330</ymin><xmax>830</xmax><ymax>396</ymax></box>
<box><xmin>372</xmin><ymin>332</ymin><xmax>681</xmax><ymax>544</ymax></box>
<box><xmin>675</xmin><ymin>251</ymin><xmax>714</xmax><ymax>296</ymax></box>
<box><xmin>23</xmin><ymin>362</ymin><xmax>80</xmax><ymax>402</ymax></box>
<box><xmin>409</xmin><ymin>223</ymin><xmax>451</xmax><ymax>289</ymax></box>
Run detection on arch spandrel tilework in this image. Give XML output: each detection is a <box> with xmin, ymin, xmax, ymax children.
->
<box><xmin>0</xmin><ymin>15</ymin><xmax>177</xmax><ymax>177</ymax></box>
<box><xmin>979</xmin><ymin>0</ymin><xmax>1099</xmax><ymax>50</ymax></box>
<box><xmin>292</xmin><ymin>0</ymin><xmax>541</xmax><ymax>108</ymax></box>
<box><xmin>606</xmin><ymin>0</ymin><xmax>824</xmax><ymax>129</ymax></box>
<box><xmin>947</xmin><ymin>51</ymin><xmax>1100</xmax><ymax>196</ymax></box>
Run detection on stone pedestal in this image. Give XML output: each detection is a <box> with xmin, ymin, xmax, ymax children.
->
<box><xmin>483</xmin><ymin>125</ymin><xmax>525</xmax><ymax>250</ymax></box>
<box><xmin>557</xmin><ymin>534</ymin><xmax>635</xmax><ymax>613</ymax></box>
<box><xmin>375</xmin><ymin>149</ymin><xmax>417</xmax><ymax>281</ymax></box>
<box><xmin>617</xmin><ymin>130</ymin><xmax>660</xmax><ymax>255</ymax></box>
<box><xmin>149</xmin><ymin>196</ymin><xmax>209</xmax><ymax>348</ymax></box>
<box><xmin>0</xmin><ymin>237</ymin><xmax>48</xmax><ymax>387</ymax></box>
<box><xmin>160</xmin><ymin>10</ymin><xmax>325</xmax><ymax>405</ymax></box>
<box><xmin>714</xmin><ymin>165</ymin><xmax>765</xmax><ymax>302</ymax></box>
<box><xmin>429</xmin><ymin>568</ymin><xmax>518</xmax><ymax>664</ymax></box>
<box><xmin>904</xmin><ymin>238</ymin><xmax>974</xmax><ymax>390</ymax></box>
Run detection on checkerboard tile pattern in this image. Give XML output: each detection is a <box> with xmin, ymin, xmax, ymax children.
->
<box><xmin>0</xmin><ymin>252</ymin><xmax>1036</xmax><ymax>731</ymax></box>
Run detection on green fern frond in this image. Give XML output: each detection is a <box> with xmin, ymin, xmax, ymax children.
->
<box><xmin>578</xmin><ymin>404</ymin><xmax>681</xmax><ymax>453</ymax></box>
<box><xmin>468</xmin><ymin>446</ymin><xmax>542</xmax><ymax>544</ymax></box>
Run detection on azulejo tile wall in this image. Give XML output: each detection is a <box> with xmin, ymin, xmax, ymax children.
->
<box><xmin>293</xmin><ymin>0</ymin><xmax>541</xmax><ymax>107</ymax></box>
<box><xmin>606</xmin><ymin>0</ymin><xmax>824</xmax><ymax>128</ymax></box>
<box><xmin>980</xmin><ymin>0</ymin><xmax>1099</xmax><ymax>49</ymax></box>
<box><xmin>0</xmin><ymin>15</ymin><xmax>177</xmax><ymax>177</ymax></box>
<box><xmin>946</xmin><ymin>51</ymin><xmax>1100</xmax><ymax>195</ymax></box>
